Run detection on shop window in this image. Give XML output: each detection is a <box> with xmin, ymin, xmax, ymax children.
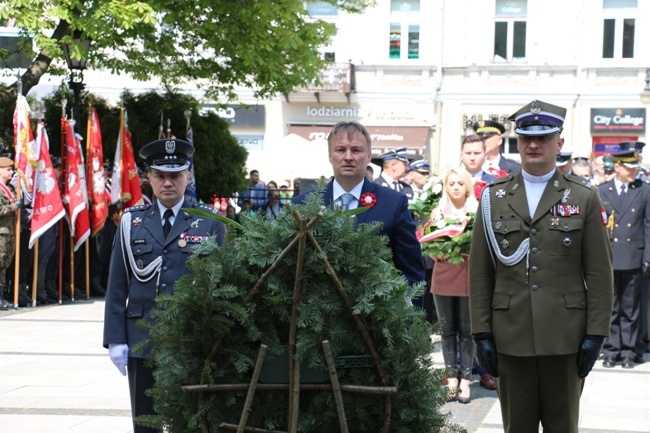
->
<box><xmin>602</xmin><ymin>0</ymin><xmax>637</xmax><ymax>59</ymax></box>
<box><xmin>494</xmin><ymin>0</ymin><xmax>527</xmax><ymax>62</ymax></box>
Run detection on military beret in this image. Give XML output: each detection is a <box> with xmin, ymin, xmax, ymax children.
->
<box><xmin>0</xmin><ymin>156</ymin><xmax>14</xmax><ymax>168</ymax></box>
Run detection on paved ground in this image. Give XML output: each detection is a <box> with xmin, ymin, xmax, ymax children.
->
<box><xmin>1</xmin><ymin>300</ymin><xmax>648</xmax><ymax>433</ymax></box>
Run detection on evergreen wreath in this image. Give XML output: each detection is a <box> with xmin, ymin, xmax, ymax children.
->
<box><xmin>139</xmin><ymin>191</ymin><xmax>464</xmax><ymax>433</ymax></box>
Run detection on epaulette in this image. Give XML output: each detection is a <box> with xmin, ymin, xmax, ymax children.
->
<box><xmin>564</xmin><ymin>173</ymin><xmax>592</xmax><ymax>189</ymax></box>
<box><xmin>124</xmin><ymin>203</ymin><xmax>151</xmax><ymax>213</ymax></box>
<box><xmin>193</xmin><ymin>202</ymin><xmax>220</xmax><ymax>214</ymax></box>
<box><xmin>489</xmin><ymin>175</ymin><xmax>513</xmax><ymax>186</ymax></box>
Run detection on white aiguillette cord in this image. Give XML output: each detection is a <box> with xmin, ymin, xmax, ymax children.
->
<box><xmin>481</xmin><ymin>186</ymin><xmax>530</xmax><ymax>268</ymax></box>
<box><xmin>120</xmin><ymin>212</ymin><xmax>163</xmax><ymax>284</ymax></box>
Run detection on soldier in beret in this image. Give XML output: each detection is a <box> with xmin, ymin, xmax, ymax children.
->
<box><xmin>470</xmin><ymin>100</ymin><xmax>613</xmax><ymax>433</ymax></box>
<box><xmin>103</xmin><ymin>138</ymin><xmax>226</xmax><ymax>433</ymax></box>
<box><xmin>0</xmin><ymin>157</ymin><xmax>21</xmax><ymax>309</ymax></box>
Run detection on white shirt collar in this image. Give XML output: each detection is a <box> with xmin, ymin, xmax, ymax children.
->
<box><xmin>332</xmin><ymin>179</ymin><xmax>364</xmax><ymax>209</ymax></box>
<box><xmin>157</xmin><ymin>199</ymin><xmax>184</xmax><ymax>222</ymax></box>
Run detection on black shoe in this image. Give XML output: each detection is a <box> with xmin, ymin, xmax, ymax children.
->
<box><xmin>90</xmin><ymin>285</ymin><xmax>106</xmax><ymax>297</ymax></box>
<box><xmin>633</xmin><ymin>354</ymin><xmax>645</xmax><ymax>364</ymax></box>
<box><xmin>18</xmin><ymin>292</ymin><xmax>32</xmax><ymax>308</ymax></box>
<box><xmin>602</xmin><ymin>356</ymin><xmax>617</xmax><ymax>368</ymax></box>
<box><xmin>621</xmin><ymin>357</ymin><xmax>635</xmax><ymax>369</ymax></box>
<box><xmin>0</xmin><ymin>298</ymin><xmax>13</xmax><ymax>310</ymax></box>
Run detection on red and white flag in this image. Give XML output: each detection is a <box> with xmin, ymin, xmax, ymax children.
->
<box><xmin>12</xmin><ymin>94</ymin><xmax>38</xmax><ymax>194</ymax></box>
<box><xmin>86</xmin><ymin>108</ymin><xmax>108</xmax><ymax>235</ymax></box>
<box><xmin>111</xmin><ymin>109</ymin><xmax>143</xmax><ymax>209</ymax></box>
<box><xmin>63</xmin><ymin>120</ymin><xmax>90</xmax><ymax>251</ymax></box>
<box><xmin>29</xmin><ymin>122</ymin><xmax>65</xmax><ymax>248</ymax></box>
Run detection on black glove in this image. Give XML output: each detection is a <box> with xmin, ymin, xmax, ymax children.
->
<box><xmin>473</xmin><ymin>333</ymin><xmax>498</xmax><ymax>378</ymax></box>
<box><xmin>577</xmin><ymin>335</ymin><xmax>604</xmax><ymax>379</ymax></box>
<box><xmin>643</xmin><ymin>262</ymin><xmax>650</xmax><ymax>278</ymax></box>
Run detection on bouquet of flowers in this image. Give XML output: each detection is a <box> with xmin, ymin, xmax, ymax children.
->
<box><xmin>409</xmin><ymin>174</ymin><xmax>478</xmax><ymax>265</ymax></box>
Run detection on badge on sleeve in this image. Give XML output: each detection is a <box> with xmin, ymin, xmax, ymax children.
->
<box><xmin>600</xmin><ymin>209</ymin><xmax>608</xmax><ymax>226</ymax></box>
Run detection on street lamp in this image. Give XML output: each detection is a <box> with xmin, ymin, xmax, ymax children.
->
<box><xmin>61</xmin><ymin>29</ymin><xmax>91</xmax><ymax>125</ymax></box>
<box><xmin>641</xmin><ymin>68</ymin><xmax>650</xmax><ymax>105</ymax></box>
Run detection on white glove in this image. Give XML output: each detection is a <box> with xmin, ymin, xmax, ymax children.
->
<box><xmin>108</xmin><ymin>343</ymin><xmax>129</xmax><ymax>376</ymax></box>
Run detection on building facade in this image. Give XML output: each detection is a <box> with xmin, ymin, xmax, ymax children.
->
<box><xmin>6</xmin><ymin>0</ymin><xmax>650</xmax><ymax>182</ymax></box>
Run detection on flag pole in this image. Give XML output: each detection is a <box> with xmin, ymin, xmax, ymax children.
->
<box><xmin>58</xmin><ymin>99</ymin><xmax>67</xmax><ymax>303</ymax></box>
<box><xmin>159</xmin><ymin>112</ymin><xmax>164</xmax><ymax>140</ymax></box>
<box><xmin>29</xmin><ymin>103</ymin><xmax>45</xmax><ymax>307</ymax></box>
<box><xmin>12</xmin><ymin>75</ymin><xmax>23</xmax><ymax>308</ymax></box>
<box><xmin>85</xmin><ymin>102</ymin><xmax>92</xmax><ymax>300</ymax></box>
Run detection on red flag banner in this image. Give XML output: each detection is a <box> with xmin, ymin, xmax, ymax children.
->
<box><xmin>87</xmin><ymin>108</ymin><xmax>108</xmax><ymax>235</ymax></box>
<box><xmin>63</xmin><ymin>120</ymin><xmax>90</xmax><ymax>251</ymax></box>
<box><xmin>29</xmin><ymin>122</ymin><xmax>65</xmax><ymax>248</ymax></box>
<box><xmin>12</xmin><ymin>94</ymin><xmax>38</xmax><ymax>193</ymax></box>
<box><xmin>111</xmin><ymin>109</ymin><xmax>143</xmax><ymax>208</ymax></box>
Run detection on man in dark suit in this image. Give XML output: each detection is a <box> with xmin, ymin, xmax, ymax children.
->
<box><xmin>470</xmin><ymin>100</ymin><xmax>613</xmax><ymax>433</ymax></box>
<box><xmin>293</xmin><ymin>121</ymin><xmax>425</xmax><ymax>294</ymax></box>
<box><xmin>103</xmin><ymin>138</ymin><xmax>226</xmax><ymax>433</ymax></box>
<box><xmin>473</xmin><ymin>120</ymin><xmax>521</xmax><ymax>175</ymax></box>
<box><xmin>461</xmin><ymin>133</ymin><xmax>497</xmax><ymax>183</ymax></box>
<box><xmin>374</xmin><ymin>147</ymin><xmax>414</xmax><ymax>200</ymax></box>
<box><xmin>598</xmin><ymin>143</ymin><xmax>650</xmax><ymax>369</ymax></box>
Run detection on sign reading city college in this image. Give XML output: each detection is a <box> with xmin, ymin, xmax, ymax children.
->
<box><xmin>200</xmin><ymin>104</ymin><xmax>265</xmax><ymax>127</ymax></box>
<box><xmin>590</xmin><ymin>108</ymin><xmax>646</xmax><ymax>134</ymax></box>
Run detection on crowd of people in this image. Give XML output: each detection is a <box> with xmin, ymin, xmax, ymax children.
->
<box><xmin>2</xmin><ymin>103</ymin><xmax>649</xmax><ymax>433</ymax></box>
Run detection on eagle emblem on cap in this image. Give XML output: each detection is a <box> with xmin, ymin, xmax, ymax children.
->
<box><xmin>165</xmin><ymin>140</ymin><xmax>176</xmax><ymax>154</ymax></box>
<box><xmin>530</xmin><ymin>100</ymin><xmax>542</xmax><ymax>114</ymax></box>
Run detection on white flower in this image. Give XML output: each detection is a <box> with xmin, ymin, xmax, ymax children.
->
<box><xmin>431</xmin><ymin>183</ymin><xmax>443</xmax><ymax>195</ymax></box>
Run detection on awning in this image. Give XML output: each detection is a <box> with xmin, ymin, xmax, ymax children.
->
<box><xmin>286</xmin><ymin>125</ymin><xmax>430</xmax><ymax>152</ymax></box>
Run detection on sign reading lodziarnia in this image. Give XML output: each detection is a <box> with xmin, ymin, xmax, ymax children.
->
<box><xmin>591</xmin><ymin>108</ymin><xmax>646</xmax><ymax>133</ymax></box>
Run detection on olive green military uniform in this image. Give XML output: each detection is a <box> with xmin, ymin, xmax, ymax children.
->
<box><xmin>0</xmin><ymin>184</ymin><xmax>17</xmax><ymax>294</ymax></box>
<box><xmin>469</xmin><ymin>170</ymin><xmax>614</xmax><ymax>433</ymax></box>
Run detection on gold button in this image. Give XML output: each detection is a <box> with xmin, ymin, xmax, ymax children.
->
<box><xmin>614</xmin><ymin>238</ymin><xmax>618</xmax><ymax>242</ymax></box>
<box><xmin>615</xmin><ymin>224</ymin><xmax>619</xmax><ymax>227</ymax></box>
<box><xmin>627</xmin><ymin>238</ymin><xmax>631</xmax><ymax>242</ymax></box>
<box><xmin>628</xmin><ymin>223</ymin><xmax>632</xmax><ymax>227</ymax></box>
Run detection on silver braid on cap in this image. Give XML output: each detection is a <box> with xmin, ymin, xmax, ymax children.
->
<box><xmin>481</xmin><ymin>185</ymin><xmax>529</xmax><ymax>267</ymax></box>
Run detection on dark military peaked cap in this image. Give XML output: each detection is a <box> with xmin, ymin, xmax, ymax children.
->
<box><xmin>613</xmin><ymin>149</ymin><xmax>641</xmax><ymax>168</ymax></box>
<box><xmin>508</xmin><ymin>99</ymin><xmax>567</xmax><ymax>136</ymax></box>
<box><xmin>408</xmin><ymin>159</ymin><xmax>431</xmax><ymax>173</ymax></box>
<box><xmin>618</xmin><ymin>141</ymin><xmax>646</xmax><ymax>152</ymax></box>
<box><xmin>380</xmin><ymin>147</ymin><xmax>409</xmax><ymax>162</ymax></box>
<box><xmin>472</xmin><ymin>120</ymin><xmax>505</xmax><ymax>137</ymax></box>
<box><xmin>139</xmin><ymin>138</ymin><xmax>194</xmax><ymax>173</ymax></box>
<box><xmin>556</xmin><ymin>151</ymin><xmax>573</xmax><ymax>167</ymax></box>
